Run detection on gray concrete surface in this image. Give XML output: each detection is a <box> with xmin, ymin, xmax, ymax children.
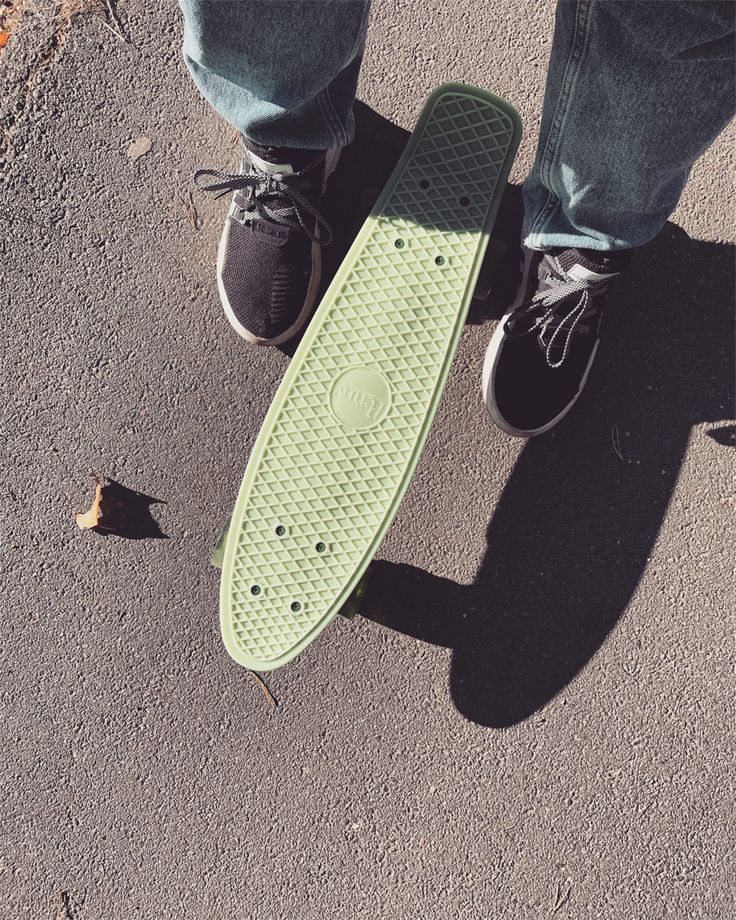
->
<box><xmin>2</xmin><ymin>1</ymin><xmax>734</xmax><ymax>918</ymax></box>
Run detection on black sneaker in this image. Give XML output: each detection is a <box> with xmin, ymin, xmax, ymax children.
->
<box><xmin>194</xmin><ymin>139</ymin><xmax>340</xmax><ymax>345</ymax></box>
<box><xmin>482</xmin><ymin>246</ymin><xmax>630</xmax><ymax>436</ymax></box>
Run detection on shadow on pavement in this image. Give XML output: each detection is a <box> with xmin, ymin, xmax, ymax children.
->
<box><xmin>707</xmin><ymin>423</ymin><xmax>735</xmax><ymax>447</ymax></box>
<box><xmin>281</xmin><ymin>101</ymin><xmax>734</xmax><ymax>727</ymax></box>
<box><xmin>277</xmin><ymin>99</ymin><xmax>524</xmax><ymax>358</ymax></box>
<box><xmin>96</xmin><ymin>479</ymin><xmax>167</xmax><ymax>540</ymax></box>
<box><xmin>366</xmin><ymin>228</ymin><xmax>734</xmax><ymax>727</ymax></box>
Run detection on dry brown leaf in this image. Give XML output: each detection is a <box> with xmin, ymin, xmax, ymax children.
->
<box><xmin>0</xmin><ymin>31</ymin><xmax>9</xmax><ymax>48</ymax></box>
<box><xmin>127</xmin><ymin>136</ymin><xmax>151</xmax><ymax>162</ymax></box>
<box><xmin>75</xmin><ymin>482</ymin><xmax>103</xmax><ymax>530</ymax></box>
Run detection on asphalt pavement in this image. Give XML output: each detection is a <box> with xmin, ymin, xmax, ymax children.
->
<box><xmin>2</xmin><ymin>1</ymin><xmax>734</xmax><ymax>918</ymax></box>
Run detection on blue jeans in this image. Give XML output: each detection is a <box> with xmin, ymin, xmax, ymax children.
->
<box><xmin>179</xmin><ymin>0</ymin><xmax>734</xmax><ymax>251</ymax></box>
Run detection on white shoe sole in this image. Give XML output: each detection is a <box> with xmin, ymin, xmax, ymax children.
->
<box><xmin>216</xmin><ymin>146</ymin><xmax>342</xmax><ymax>347</ymax></box>
<box><xmin>481</xmin><ymin>247</ymin><xmax>598</xmax><ymax>438</ymax></box>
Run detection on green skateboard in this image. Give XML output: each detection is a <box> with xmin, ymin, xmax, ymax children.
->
<box><xmin>213</xmin><ymin>83</ymin><xmax>521</xmax><ymax>671</ymax></box>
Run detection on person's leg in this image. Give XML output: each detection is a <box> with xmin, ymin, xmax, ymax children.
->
<box><xmin>484</xmin><ymin>0</ymin><xmax>735</xmax><ymax>437</ymax></box>
<box><xmin>523</xmin><ymin>0</ymin><xmax>735</xmax><ymax>252</ymax></box>
<box><xmin>179</xmin><ymin>0</ymin><xmax>371</xmax><ymax>149</ymax></box>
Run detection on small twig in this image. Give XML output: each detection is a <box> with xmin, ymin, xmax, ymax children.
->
<box><xmin>551</xmin><ymin>881</ymin><xmax>571</xmax><ymax>914</ymax></box>
<box><xmin>638</xmin><ymin>799</ymin><xmax>655</xmax><ymax>819</ymax></box>
<box><xmin>174</xmin><ymin>189</ymin><xmax>188</xmax><ymax>220</ymax></box>
<box><xmin>230</xmin><ymin>128</ymin><xmax>239</xmax><ymax>145</ymax></box>
<box><xmin>99</xmin><ymin>14</ymin><xmax>126</xmax><ymax>43</ymax></box>
<box><xmin>175</xmin><ymin>187</ymin><xmax>199</xmax><ymax>229</ymax></box>
<box><xmin>55</xmin><ymin>890</ymin><xmax>70</xmax><ymax>920</ymax></box>
<box><xmin>187</xmin><ymin>189</ymin><xmax>198</xmax><ymax>227</ymax></box>
<box><xmin>611</xmin><ymin>424</ymin><xmax>624</xmax><ymax>462</ymax></box>
<box><xmin>250</xmin><ymin>671</ymin><xmax>277</xmax><ymax>708</ymax></box>
<box><xmin>104</xmin><ymin>0</ymin><xmax>129</xmax><ymax>43</ymax></box>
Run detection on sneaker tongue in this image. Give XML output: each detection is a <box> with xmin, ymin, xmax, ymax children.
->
<box><xmin>246</xmin><ymin>147</ymin><xmax>295</xmax><ymax>176</ymax></box>
<box><xmin>555</xmin><ymin>247</ymin><xmax>627</xmax><ymax>282</ymax></box>
<box><xmin>242</xmin><ymin>138</ymin><xmax>321</xmax><ymax>176</ymax></box>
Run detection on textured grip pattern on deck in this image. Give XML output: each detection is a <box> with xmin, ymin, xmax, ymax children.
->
<box><xmin>221</xmin><ymin>86</ymin><xmax>519</xmax><ymax>669</ymax></box>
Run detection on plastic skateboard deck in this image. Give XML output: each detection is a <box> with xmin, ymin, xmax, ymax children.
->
<box><xmin>217</xmin><ymin>83</ymin><xmax>521</xmax><ymax>671</ymax></box>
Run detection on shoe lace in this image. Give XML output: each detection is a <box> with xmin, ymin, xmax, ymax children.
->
<box><xmin>503</xmin><ymin>253</ymin><xmax>610</xmax><ymax>368</ymax></box>
<box><xmin>193</xmin><ymin>160</ymin><xmax>333</xmax><ymax>246</ymax></box>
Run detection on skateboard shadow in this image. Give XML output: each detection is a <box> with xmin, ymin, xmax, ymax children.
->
<box><xmin>363</xmin><ymin>227</ymin><xmax>734</xmax><ymax>728</ymax></box>
<box><xmin>277</xmin><ymin>100</ymin><xmax>522</xmax><ymax>358</ymax></box>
